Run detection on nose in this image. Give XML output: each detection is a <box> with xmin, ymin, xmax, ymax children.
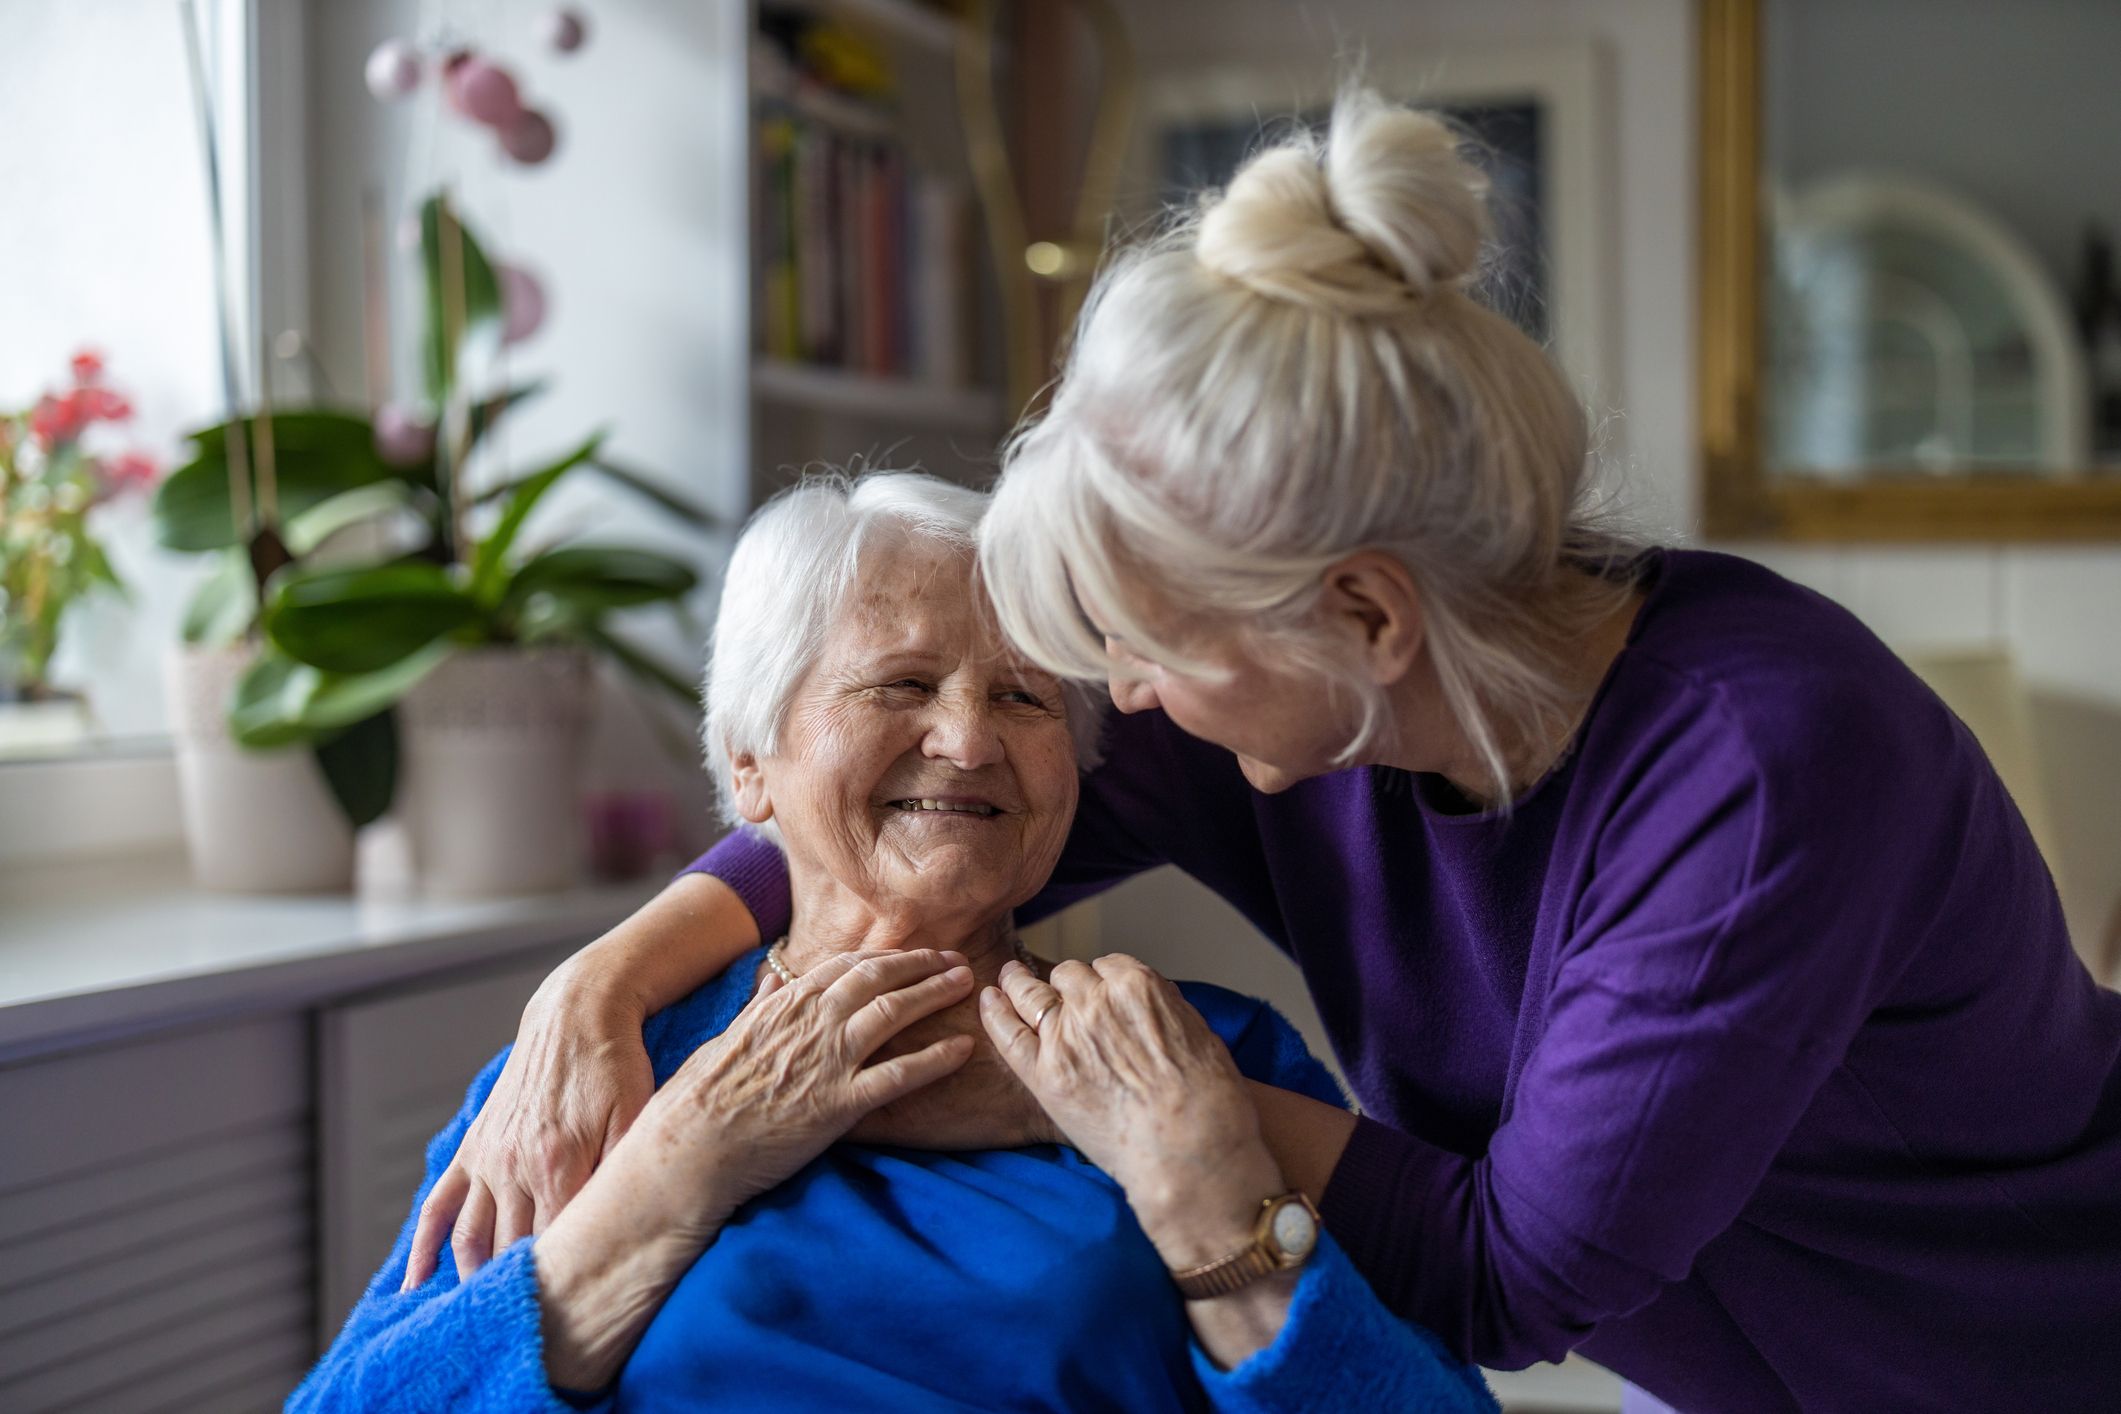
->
<box><xmin>923</xmin><ymin>692</ymin><xmax>1005</xmax><ymax>770</ymax></box>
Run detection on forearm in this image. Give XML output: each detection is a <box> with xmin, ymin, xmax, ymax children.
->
<box><xmin>1129</xmin><ymin>1142</ymin><xmax>1298</xmax><ymax>1370</ymax></box>
<box><xmin>1246</xmin><ymin>1080</ymin><xmax>1358</xmax><ymax>1204</ymax></box>
<box><xmin>551</xmin><ymin>873</ymin><xmax>762</xmax><ymax>1018</ymax></box>
<box><xmin>533</xmin><ymin>1159</ymin><xmax>727</xmax><ymax>1392</ymax></box>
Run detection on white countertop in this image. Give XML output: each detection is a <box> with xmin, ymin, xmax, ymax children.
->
<box><xmin>0</xmin><ymin>851</ymin><xmax>658</xmax><ymax>1062</ymax></box>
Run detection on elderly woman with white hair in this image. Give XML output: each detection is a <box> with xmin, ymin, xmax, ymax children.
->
<box><xmin>294</xmin><ymin>472</ymin><xmax>1493</xmax><ymax>1412</ymax></box>
<box><xmin>422</xmin><ymin>93</ymin><xmax>2121</xmax><ymax>1411</ymax></box>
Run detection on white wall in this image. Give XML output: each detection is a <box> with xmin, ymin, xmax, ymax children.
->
<box><xmin>303</xmin><ymin>0</ymin><xmax>754</xmax><ymax>855</ymax></box>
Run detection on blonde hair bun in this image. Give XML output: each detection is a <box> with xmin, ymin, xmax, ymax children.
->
<box><xmin>1195</xmin><ymin>88</ymin><xmax>1491</xmax><ymax>317</ymax></box>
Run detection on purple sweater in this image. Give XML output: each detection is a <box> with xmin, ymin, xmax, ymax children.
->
<box><xmin>686</xmin><ymin>549</ymin><xmax>2121</xmax><ymax>1412</ymax></box>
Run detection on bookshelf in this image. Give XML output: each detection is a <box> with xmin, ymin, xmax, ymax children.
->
<box><xmin>754</xmin><ymin>358</ymin><xmax>1002</xmax><ymax>429</ymax></box>
<box><xmin>744</xmin><ymin>0</ymin><xmax>1007</xmax><ymax>508</ymax></box>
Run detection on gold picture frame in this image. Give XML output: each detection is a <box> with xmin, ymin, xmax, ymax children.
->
<box><xmin>1697</xmin><ymin>0</ymin><xmax>2121</xmax><ymax>541</ymax></box>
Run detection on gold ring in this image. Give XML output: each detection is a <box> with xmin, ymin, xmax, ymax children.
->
<box><xmin>1031</xmin><ymin>999</ymin><xmax>1059</xmax><ymax>1032</ymax></box>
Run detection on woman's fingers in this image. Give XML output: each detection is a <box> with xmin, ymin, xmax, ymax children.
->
<box><xmin>773</xmin><ymin>947</ymin><xmax>918</xmax><ymax>1005</ymax></box>
<box><xmin>492</xmin><ymin>1185</ymin><xmax>534</xmax><ymax>1254</ymax></box>
<box><xmin>997</xmin><ymin>959</ymin><xmax>1067</xmax><ymax>1037</ymax></box>
<box><xmin>1088</xmin><ymin>952</ymin><xmax>1155</xmax><ymax>985</ymax></box>
<box><xmin>845</xmin><ymin>963</ymin><xmax>976</xmax><ymax>1056</ymax></box>
<box><xmin>979</xmin><ymin>986</ymin><xmax>1043</xmax><ymax>1079</ymax></box>
<box><xmin>403</xmin><ymin>1163</ymin><xmax>470</xmax><ymax>1291</ymax></box>
<box><xmin>451</xmin><ymin>1178</ymin><xmax>498</xmax><ymax>1278</ymax></box>
<box><xmin>851</xmin><ymin>1033</ymin><xmax>976</xmax><ymax>1112</ymax></box>
<box><xmin>818</xmin><ymin>948</ymin><xmax>967</xmax><ymax>1017</ymax></box>
<box><xmin>1045</xmin><ymin>957</ymin><xmax>1103</xmax><ymax>1004</ymax></box>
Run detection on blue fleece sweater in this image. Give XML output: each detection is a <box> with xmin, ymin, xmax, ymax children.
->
<box><xmin>291</xmin><ymin>948</ymin><xmax>1496</xmax><ymax>1412</ymax></box>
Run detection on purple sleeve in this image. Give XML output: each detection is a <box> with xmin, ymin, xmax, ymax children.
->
<box><xmin>1322</xmin><ymin>678</ymin><xmax>1924</xmax><ymax>1368</ymax></box>
<box><xmin>675</xmin><ymin>709</ymin><xmax>1231</xmax><ymax>937</ymax></box>
<box><xmin>676</xmin><ymin>830</ymin><xmax>797</xmax><ymax>941</ymax></box>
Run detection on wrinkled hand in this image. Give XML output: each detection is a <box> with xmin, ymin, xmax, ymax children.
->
<box><xmin>643</xmin><ymin>948</ymin><xmax>978</xmax><ymax>1226</ymax></box>
<box><xmin>405</xmin><ymin>976</ymin><xmax>656</xmax><ymax>1290</ymax></box>
<box><xmin>978</xmin><ymin>955</ymin><xmax>1273</xmax><ymax>1211</ymax></box>
<box><xmin>529</xmin><ymin>949</ymin><xmax>976</xmax><ymax>1390</ymax></box>
<box><xmin>847</xmin><ymin>997</ymin><xmax>1060</xmax><ymax>1150</ymax></box>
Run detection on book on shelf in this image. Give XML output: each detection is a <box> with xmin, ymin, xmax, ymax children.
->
<box><xmin>753</xmin><ymin>99</ymin><xmax>975</xmax><ymax>393</ymax></box>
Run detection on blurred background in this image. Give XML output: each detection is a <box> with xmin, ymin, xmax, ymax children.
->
<box><xmin>2</xmin><ymin>1</ymin><xmax>2117</xmax><ymax>1409</ymax></box>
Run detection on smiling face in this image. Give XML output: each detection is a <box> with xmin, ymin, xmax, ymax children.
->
<box><xmin>730</xmin><ymin>538</ymin><xmax>1079</xmax><ymax>946</ymax></box>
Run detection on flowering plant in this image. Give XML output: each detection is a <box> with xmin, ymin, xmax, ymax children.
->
<box><xmin>0</xmin><ymin>351</ymin><xmax>161</xmax><ymax>699</ymax></box>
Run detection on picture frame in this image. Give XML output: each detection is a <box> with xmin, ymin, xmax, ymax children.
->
<box><xmin>1134</xmin><ymin>42</ymin><xmax>1617</xmax><ymax>410</ymax></box>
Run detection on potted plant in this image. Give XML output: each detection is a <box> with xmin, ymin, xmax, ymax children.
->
<box><xmin>162</xmin><ymin>196</ymin><xmax>710</xmax><ymax>896</ymax></box>
<box><xmin>0</xmin><ymin>352</ymin><xmax>161</xmax><ymax>752</ymax></box>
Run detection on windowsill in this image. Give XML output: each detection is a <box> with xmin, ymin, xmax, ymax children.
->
<box><xmin>0</xmin><ymin>849</ymin><xmax>659</xmax><ymax>1063</ymax></box>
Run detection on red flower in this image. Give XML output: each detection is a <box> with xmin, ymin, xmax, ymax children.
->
<box><xmin>29</xmin><ymin>393</ymin><xmax>86</xmax><ymax>450</ymax></box>
<box><xmin>80</xmin><ymin>386</ymin><xmax>133</xmax><ymax>423</ymax></box>
<box><xmin>70</xmin><ymin>350</ymin><xmax>105</xmax><ymax>383</ymax></box>
<box><xmin>99</xmin><ymin>451</ymin><xmax>161</xmax><ymax>496</ymax></box>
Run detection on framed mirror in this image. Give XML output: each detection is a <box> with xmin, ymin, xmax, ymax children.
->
<box><xmin>1699</xmin><ymin>0</ymin><xmax>2121</xmax><ymax>540</ymax></box>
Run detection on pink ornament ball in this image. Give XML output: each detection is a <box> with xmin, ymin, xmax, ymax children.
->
<box><xmin>439</xmin><ymin>50</ymin><xmax>476</xmax><ymax>117</ymax></box>
<box><xmin>364</xmin><ymin>39</ymin><xmax>422</xmax><ymax>102</ymax></box>
<box><xmin>541</xmin><ymin>8</ymin><xmax>590</xmax><ymax>54</ymax></box>
<box><xmin>501</xmin><ymin>109</ymin><xmax>558</xmax><ymax>166</ymax></box>
<box><xmin>373</xmin><ymin>404</ymin><xmax>436</xmax><ymax>467</ymax></box>
<box><xmin>450</xmin><ymin>58</ymin><xmax>524</xmax><ymax>128</ymax></box>
<box><xmin>500</xmin><ymin>265</ymin><xmax>547</xmax><ymax>344</ymax></box>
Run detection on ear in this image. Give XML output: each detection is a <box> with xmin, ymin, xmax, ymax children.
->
<box><xmin>1319</xmin><ymin>551</ymin><xmax>1424</xmax><ymax>686</ymax></box>
<box><xmin>728</xmin><ymin>750</ymin><xmax>774</xmax><ymax>826</ymax></box>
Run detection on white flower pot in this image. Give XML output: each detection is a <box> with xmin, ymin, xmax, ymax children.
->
<box><xmin>398</xmin><ymin>645</ymin><xmax>594</xmax><ymax>897</ymax></box>
<box><xmin>165</xmin><ymin>643</ymin><xmax>357</xmax><ymax>893</ymax></box>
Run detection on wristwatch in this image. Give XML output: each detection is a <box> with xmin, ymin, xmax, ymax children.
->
<box><xmin>1169</xmin><ymin>1191</ymin><xmax>1321</xmax><ymax>1300</ymax></box>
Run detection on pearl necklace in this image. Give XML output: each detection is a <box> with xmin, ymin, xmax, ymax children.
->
<box><xmin>765</xmin><ymin>934</ymin><xmax>1040</xmax><ymax>985</ymax></box>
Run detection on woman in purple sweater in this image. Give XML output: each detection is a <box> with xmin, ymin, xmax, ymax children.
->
<box><xmin>412</xmin><ymin>92</ymin><xmax>2121</xmax><ymax>1409</ymax></box>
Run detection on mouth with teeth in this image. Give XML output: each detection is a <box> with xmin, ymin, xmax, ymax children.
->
<box><xmin>887</xmin><ymin>797</ymin><xmax>1003</xmax><ymax>818</ymax></box>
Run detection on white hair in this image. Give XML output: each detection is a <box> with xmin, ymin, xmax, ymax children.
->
<box><xmin>980</xmin><ymin>87</ymin><xmax>1638</xmax><ymax>803</ymax></box>
<box><xmin>702</xmin><ymin>470</ymin><xmax>1102</xmax><ymax>839</ymax></box>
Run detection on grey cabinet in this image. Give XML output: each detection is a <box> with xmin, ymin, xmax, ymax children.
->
<box><xmin>0</xmin><ymin>948</ymin><xmax>570</xmax><ymax>1412</ymax></box>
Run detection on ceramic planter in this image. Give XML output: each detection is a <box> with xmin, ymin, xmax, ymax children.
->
<box><xmin>397</xmin><ymin>644</ymin><xmax>594</xmax><ymax>897</ymax></box>
<box><xmin>165</xmin><ymin>643</ymin><xmax>356</xmax><ymax>892</ymax></box>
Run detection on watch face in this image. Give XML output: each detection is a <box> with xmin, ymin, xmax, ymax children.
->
<box><xmin>1269</xmin><ymin>1198</ymin><xmax>1318</xmax><ymax>1261</ymax></box>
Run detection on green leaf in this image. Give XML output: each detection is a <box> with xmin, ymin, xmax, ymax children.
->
<box><xmin>307</xmin><ymin>643</ymin><xmax>454</xmax><ymax>731</ymax></box>
<box><xmin>231</xmin><ymin>641</ymin><xmax>454</xmax><ymax>750</ymax></box>
<box><xmin>313</xmin><ymin>710</ymin><xmax>398</xmax><ymax>827</ymax></box>
<box><xmin>154</xmin><ymin>410</ymin><xmax>422</xmax><ymax>552</ymax></box>
<box><xmin>466</xmin><ymin>382</ymin><xmax>547</xmax><ymax>453</ymax></box>
<box><xmin>420</xmin><ymin>194</ymin><xmax>503</xmax><ymax>404</ymax></box>
<box><xmin>229</xmin><ymin>650</ymin><xmax>320</xmax><ymax>749</ymax></box>
<box><xmin>263</xmin><ymin>561</ymin><xmax>480</xmax><ymax>674</ymax></box>
<box><xmin>588</xmin><ymin>458</ymin><xmax>716</xmax><ymax>528</ymax></box>
<box><xmin>574</xmin><ymin>620</ymin><xmax>702</xmax><ymax>713</ymax></box>
<box><xmin>283</xmin><ymin>480</ymin><xmax>420</xmax><ymax>557</ymax></box>
<box><xmin>505</xmin><ymin>545</ymin><xmax>699</xmax><ymax>618</ymax></box>
<box><xmin>571</xmin><ymin>621</ymin><xmax>706</xmax><ymax>769</ymax></box>
<box><xmin>181</xmin><ymin>549</ymin><xmax>258</xmax><ymax>645</ymax></box>
<box><xmin>76</xmin><ymin>537</ymin><xmax>125</xmax><ymax>595</ymax></box>
<box><xmin>469</xmin><ymin>431</ymin><xmax>605</xmax><ymax>605</ymax></box>
<box><xmin>475</xmin><ymin>453</ymin><xmax>717</xmax><ymax>530</ymax></box>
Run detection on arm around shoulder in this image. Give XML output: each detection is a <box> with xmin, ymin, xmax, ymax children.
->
<box><xmin>291</xmin><ymin>1061</ymin><xmax>600</xmax><ymax>1414</ymax></box>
